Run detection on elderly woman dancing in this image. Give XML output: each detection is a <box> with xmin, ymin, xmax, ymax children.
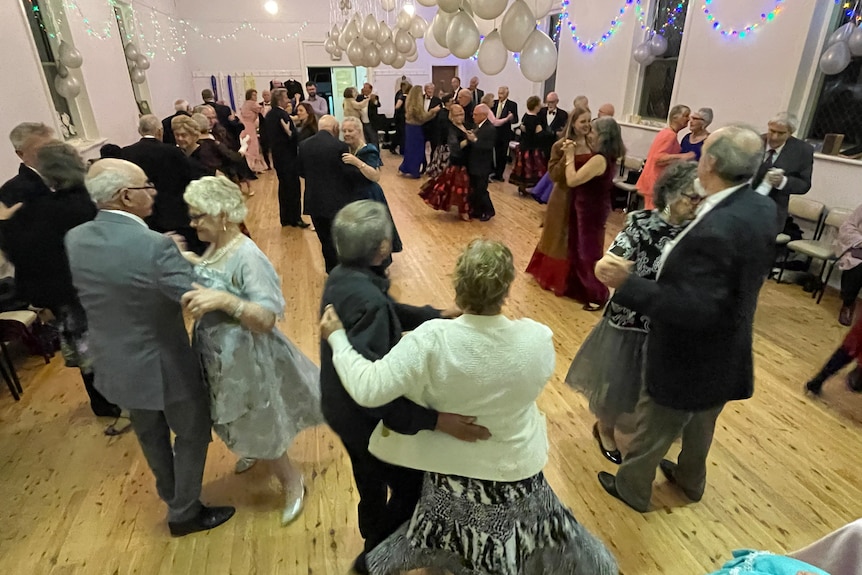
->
<box><xmin>321</xmin><ymin>239</ymin><xmax>618</xmax><ymax>575</ymax></box>
<box><xmin>637</xmin><ymin>104</ymin><xmax>696</xmax><ymax>209</ymax></box>
<box><xmin>180</xmin><ymin>176</ymin><xmax>322</xmax><ymax>525</ymax></box>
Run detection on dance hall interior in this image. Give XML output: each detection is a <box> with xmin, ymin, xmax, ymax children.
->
<box><xmin>2</xmin><ymin>1</ymin><xmax>862</xmax><ymax>574</ymax></box>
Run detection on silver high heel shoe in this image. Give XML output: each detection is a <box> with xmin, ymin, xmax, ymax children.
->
<box><xmin>281</xmin><ymin>475</ymin><xmax>305</xmax><ymax>526</ymax></box>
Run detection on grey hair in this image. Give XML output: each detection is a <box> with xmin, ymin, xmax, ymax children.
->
<box><xmin>769</xmin><ymin>111</ymin><xmax>798</xmax><ymax>133</ymax></box>
<box><xmin>332</xmin><ymin>200</ymin><xmax>393</xmax><ymax>267</ymax></box>
<box><xmin>591</xmin><ymin>117</ymin><xmax>626</xmax><ymax>163</ymax></box>
<box><xmin>453</xmin><ymin>239</ymin><xmax>515</xmax><ymax>315</ymax></box>
<box><xmin>653</xmin><ymin>161</ymin><xmax>697</xmax><ymax>211</ymax></box>
<box><xmin>272</xmin><ymin>88</ymin><xmax>289</xmax><ymax>106</ymax></box>
<box><xmin>696</xmin><ymin>107</ymin><xmax>714</xmax><ymax>126</ymax></box>
<box><xmin>36</xmin><ymin>142</ymin><xmax>86</xmax><ymax>189</ymax></box>
<box><xmin>9</xmin><ymin>122</ymin><xmax>54</xmax><ymax>151</ymax></box>
<box><xmin>342</xmin><ymin>116</ymin><xmax>364</xmax><ymax>139</ymax></box>
<box><xmin>84</xmin><ymin>163</ymin><xmax>137</xmax><ymax>205</ymax></box>
<box><xmin>183</xmin><ymin>176</ymin><xmax>248</xmax><ymax>223</ymax></box>
<box><xmin>174</xmin><ymin>99</ymin><xmax>189</xmax><ymax>111</ymax></box>
<box><xmin>138</xmin><ymin>114</ymin><xmax>161</xmax><ymax>136</ymax></box>
<box><xmin>192</xmin><ymin>105</ymin><xmax>210</xmax><ymax>115</ymax></box>
<box><xmin>704</xmin><ymin>125</ymin><xmax>764</xmax><ymax>184</ymax></box>
<box><xmin>668</xmin><ymin>105</ymin><xmax>691</xmax><ymax>123</ymax></box>
<box><xmin>191</xmin><ymin>113</ymin><xmax>210</xmax><ymax>133</ymax></box>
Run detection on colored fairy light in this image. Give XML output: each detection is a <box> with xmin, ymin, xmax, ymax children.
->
<box><xmin>560</xmin><ymin>0</ymin><xmax>638</xmax><ymax>52</ymax></box>
<box><xmin>701</xmin><ymin>0</ymin><xmax>786</xmax><ymax>38</ymax></box>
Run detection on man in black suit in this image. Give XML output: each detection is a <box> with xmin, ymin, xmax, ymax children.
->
<box><xmin>491</xmin><ymin>86</ymin><xmax>518</xmax><ymax>181</ymax></box>
<box><xmin>258</xmin><ymin>90</ymin><xmax>272</xmax><ymax>169</ymax></box>
<box><xmin>595</xmin><ymin>127</ymin><xmax>779</xmax><ymax>513</ymax></box>
<box><xmin>750</xmin><ymin>112</ymin><xmax>814</xmax><ymax>230</ymax></box>
<box><xmin>465</xmin><ymin>104</ymin><xmax>497</xmax><ymax>222</ymax></box>
<box><xmin>121</xmin><ymin>115</ymin><xmax>205</xmax><ymax>255</ymax></box>
<box><xmin>297</xmin><ymin>115</ymin><xmax>366</xmax><ymax>272</ymax></box>
<box><xmin>161</xmin><ymin>99</ymin><xmax>190</xmax><ymax>146</ymax></box>
<box><xmin>421</xmin><ymin>83</ymin><xmax>443</xmax><ymax>169</ymax></box>
<box><xmin>265</xmin><ymin>88</ymin><xmax>308</xmax><ymax>230</ymax></box>
<box><xmin>537</xmin><ymin>91</ymin><xmax>568</xmax><ymax>158</ymax></box>
<box><xmin>456</xmin><ymin>89</ymin><xmax>475</xmax><ymax>128</ymax></box>
<box><xmin>468</xmin><ymin>76</ymin><xmax>484</xmax><ymax>107</ymax></box>
<box><xmin>201</xmin><ymin>89</ymin><xmax>242</xmax><ymax>150</ymax></box>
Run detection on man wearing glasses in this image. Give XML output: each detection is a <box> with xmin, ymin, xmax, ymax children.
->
<box><xmin>538</xmin><ymin>92</ymin><xmax>568</xmax><ymax>159</ymax></box>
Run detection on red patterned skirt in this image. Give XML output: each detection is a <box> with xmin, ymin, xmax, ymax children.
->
<box><xmin>419</xmin><ymin>165</ymin><xmax>471</xmax><ymax>215</ymax></box>
<box><xmin>509</xmin><ymin>148</ymin><xmax>548</xmax><ymax>188</ymax></box>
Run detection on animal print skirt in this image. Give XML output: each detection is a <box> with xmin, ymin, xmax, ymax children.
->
<box><xmin>367</xmin><ymin>471</ymin><xmax>618</xmax><ymax>575</ymax></box>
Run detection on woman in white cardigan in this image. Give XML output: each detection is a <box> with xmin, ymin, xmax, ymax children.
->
<box><xmin>321</xmin><ymin>239</ymin><xmax>618</xmax><ymax>575</ymax></box>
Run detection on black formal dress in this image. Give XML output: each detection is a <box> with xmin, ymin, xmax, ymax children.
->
<box><xmin>320</xmin><ymin>265</ymin><xmax>440</xmax><ymax>564</ymax></box>
<box><xmin>466</xmin><ymin>120</ymin><xmax>497</xmax><ymax>220</ymax></box>
<box><xmin>297</xmin><ymin>130</ymin><xmax>366</xmax><ymax>272</ymax></box>
<box><xmin>750</xmin><ymin>136</ymin><xmax>814</xmax><ymax>230</ymax></box>
<box><xmin>0</xmin><ymin>166</ymin><xmax>119</xmax><ymax>417</ymax></box>
<box><xmin>121</xmin><ymin>137</ymin><xmax>205</xmax><ymax>255</ymax></box>
<box><xmin>265</xmin><ymin>106</ymin><xmax>303</xmax><ymax>227</ymax></box>
<box><xmin>491</xmin><ymin>99</ymin><xmax>519</xmax><ymax>180</ymax></box>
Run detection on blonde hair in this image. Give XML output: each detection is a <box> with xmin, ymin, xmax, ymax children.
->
<box><xmin>453</xmin><ymin>239</ymin><xmax>515</xmax><ymax>314</ymax></box>
<box><xmin>171</xmin><ymin>115</ymin><xmax>201</xmax><ymax>137</ymax></box>
<box><xmin>405</xmin><ymin>85</ymin><xmax>427</xmax><ymax>123</ymax></box>
<box><xmin>191</xmin><ymin>113</ymin><xmax>210</xmax><ymax>133</ymax></box>
<box><xmin>183</xmin><ymin>176</ymin><xmax>248</xmax><ymax>223</ymax></box>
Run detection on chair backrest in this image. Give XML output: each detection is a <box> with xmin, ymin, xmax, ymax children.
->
<box><xmin>788</xmin><ymin>197</ymin><xmax>826</xmax><ymax>239</ymax></box>
<box><xmin>623</xmin><ymin>156</ymin><xmax>645</xmax><ymax>171</ymax></box>
<box><xmin>824</xmin><ymin>207</ymin><xmax>854</xmax><ymax>229</ymax></box>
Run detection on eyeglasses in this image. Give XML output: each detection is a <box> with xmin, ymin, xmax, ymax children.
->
<box><xmin>125</xmin><ymin>182</ymin><xmax>156</xmax><ymax>192</ymax></box>
<box><xmin>681</xmin><ymin>192</ymin><xmax>704</xmax><ymax>204</ymax></box>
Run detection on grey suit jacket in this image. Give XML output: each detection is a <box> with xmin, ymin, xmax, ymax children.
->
<box><xmin>65</xmin><ymin>211</ymin><xmax>204</xmax><ymax>411</ymax></box>
<box><xmin>751</xmin><ymin>136</ymin><xmax>814</xmax><ymax>227</ymax></box>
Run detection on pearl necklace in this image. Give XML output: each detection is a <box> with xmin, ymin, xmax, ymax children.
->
<box><xmin>199</xmin><ymin>234</ymin><xmax>243</xmax><ymax>267</ymax></box>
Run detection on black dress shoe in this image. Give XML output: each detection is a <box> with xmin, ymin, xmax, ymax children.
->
<box><xmin>592</xmin><ymin>423</ymin><xmax>622</xmax><ymax>465</ymax></box>
<box><xmin>597</xmin><ymin>471</ymin><xmax>645</xmax><ymax>512</ymax></box>
<box><xmin>478</xmin><ymin>214</ymin><xmax>493</xmax><ymax>222</ymax></box>
<box><xmin>848</xmin><ymin>368</ymin><xmax>862</xmax><ymax>392</ymax></box>
<box><xmin>658</xmin><ymin>459</ymin><xmax>702</xmax><ymax>502</ymax></box>
<box><xmin>352</xmin><ymin>552</ymin><xmax>369</xmax><ymax>575</ymax></box>
<box><xmin>168</xmin><ymin>505</ymin><xmax>236</xmax><ymax>537</ymax></box>
<box><xmin>805</xmin><ymin>379</ymin><xmax>823</xmax><ymax>396</ymax></box>
<box><xmin>293</xmin><ymin>221</ymin><xmax>310</xmax><ymax>229</ymax></box>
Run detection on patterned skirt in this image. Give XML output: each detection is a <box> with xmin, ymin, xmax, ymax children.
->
<box><xmin>419</xmin><ymin>165</ymin><xmax>471</xmax><ymax>216</ymax></box>
<box><xmin>367</xmin><ymin>472</ymin><xmax>619</xmax><ymax>575</ymax></box>
<box><xmin>426</xmin><ymin>144</ymin><xmax>451</xmax><ymax>179</ymax></box>
<box><xmin>509</xmin><ymin>149</ymin><xmax>548</xmax><ymax>188</ymax></box>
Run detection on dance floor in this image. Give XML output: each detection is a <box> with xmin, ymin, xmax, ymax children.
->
<box><xmin>1</xmin><ymin>159</ymin><xmax>861</xmax><ymax>575</ymax></box>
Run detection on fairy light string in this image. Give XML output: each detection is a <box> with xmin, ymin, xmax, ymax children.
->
<box><xmin>701</xmin><ymin>0</ymin><xmax>786</xmax><ymax>39</ymax></box>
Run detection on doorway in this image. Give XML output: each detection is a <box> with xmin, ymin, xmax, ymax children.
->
<box><xmin>308</xmin><ymin>66</ymin><xmax>368</xmax><ymax>123</ymax></box>
<box><xmin>432</xmin><ymin>66</ymin><xmax>457</xmax><ymax>98</ymax></box>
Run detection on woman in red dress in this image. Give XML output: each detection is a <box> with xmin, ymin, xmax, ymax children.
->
<box><xmin>418</xmin><ymin>104</ymin><xmax>471</xmax><ymax>221</ymax></box>
<box><xmin>526</xmin><ymin>111</ymin><xmax>625</xmax><ymax>310</ymax></box>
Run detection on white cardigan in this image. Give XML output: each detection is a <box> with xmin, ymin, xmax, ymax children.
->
<box><xmin>327</xmin><ymin>314</ymin><xmax>555</xmax><ymax>482</ymax></box>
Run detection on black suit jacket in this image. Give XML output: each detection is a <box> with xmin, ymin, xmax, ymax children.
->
<box><xmin>265</xmin><ymin>107</ymin><xmax>298</xmax><ymax>159</ymax></box>
<box><xmin>471</xmin><ymin>88</ymin><xmax>485</xmax><ymax>106</ymax></box>
<box><xmin>613</xmin><ymin>186</ymin><xmax>779</xmax><ymax>412</ymax></box>
<box><xmin>467</xmin><ymin>121</ymin><xmax>496</xmax><ymax>176</ymax></box>
<box><xmin>751</xmin><ymin>136</ymin><xmax>814</xmax><ymax>226</ymax></box>
<box><xmin>538</xmin><ymin>107</ymin><xmax>568</xmax><ymax>136</ymax></box>
<box><xmin>422</xmin><ymin>96</ymin><xmax>443</xmax><ymax>143</ymax></box>
<box><xmin>319</xmin><ymin>265</ymin><xmax>440</xmax><ymax>441</ymax></box>
<box><xmin>121</xmin><ymin>137</ymin><xmax>193</xmax><ymax>231</ymax></box>
<box><xmin>161</xmin><ymin>111</ymin><xmax>189</xmax><ymax>145</ymax></box>
<box><xmin>203</xmin><ymin>101</ymin><xmax>243</xmax><ymax>149</ymax></box>
<box><xmin>297</xmin><ymin>130</ymin><xmax>365</xmax><ymax>219</ymax></box>
<box><xmin>491</xmin><ymin>99</ymin><xmax>518</xmax><ymax>142</ymax></box>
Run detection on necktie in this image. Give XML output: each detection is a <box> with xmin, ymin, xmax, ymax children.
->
<box><xmin>497</xmin><ymin>101</ymin><xmax>505</xmax><ymax>119</ymax></box>
<box><xmin>765</xmin><ymin>149</ymin><xmax>776</xmax><ymax>167</ymax></box>
<box><xmin>473</xmin><ymin>91</ymin><xmax>479</xmax><ymax>105</ymax></box>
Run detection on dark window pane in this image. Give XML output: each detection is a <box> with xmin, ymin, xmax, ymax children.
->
<box><xmin>638</xmin><ymin>0</ymin><xmax>690</xmax><ymax>120</ymax></box>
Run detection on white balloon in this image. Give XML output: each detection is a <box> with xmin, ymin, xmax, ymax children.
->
<box><xmin>447</xmin><ymin>10</ymin><xmax>481</xmax><ymax>59</ymax></box>
<box><xmin>380</xmin><ymin>39</ymin><xmax>398</xmax><ymax>64</ymax></box>
<box><xmin>136</xmin><ymin>54</ymin><xmax>151</xmax><ymax>70</ymax></box>
<box><xmin>432</xmin><ymin>10</ymin><xmax>453</xmax><ymax>47</ymax></box>
<box><xmin>438</xmin><ymin>0</ymin><xmax>460</xmax><ymax>13</ymax></box>
<box><xmin>410</xmin><ymin>15</ymin><xmax>428</xmax><ymax>38</ymax></box>
<box><xmin>829</xmin><ymin>22</ymin><xmax>855</xmax><ymax>46</ymax></box>
<box><xmin>377</xmin><ymin>21</ymin><xmax>392</xmax><ymax>44</ymax></box>
<box><xmin>423</xmin><ymin>26</ymin><xmax>451</xmax><ymax>58</ymax></box>
<box><xmin>124</xmin><ymin>43</ymin><xmax>139</xmax><ymax>60</ymax></box>
<box><xmin>54</xmin><ymin>74</ymin><xmax>81</xmax><ymax>98</ymax></box>
<box><xmin>58</xmin><ymin>41</ymin><xmax>83</xmax><ymax>68</ymax></box>
<box><xmin>406</xmin><ymin>49</ymin><xmax>419</xmax><ymax>62</ymax></box>
<box><xmin>344</xmin><ymin>19</ymin><xmax>360</xmax><ymax>42</ymax></box>
<box><xmin>381</xmin><ymin>0</ymin><xmax>397</xmax><ymax>11</ymax></box>
<box><xmin>649</xmin><ymin>34</ymin><xmax>668</xmax><ymax>56</ymax></box>
<box><xmin>632</xmin><ymin>42</ymin><xmax>652</xmax><ymax>64</ymax></box>
<box><xmin>519</xmin><ymin>29</ymin><xmax>556</xmax><ymax>82</ymax></box>
<box><xmin>849</xmin><ymin>24</ymin><xmax>862</xmax><ymax>56</ymax></box>
<box><xmin>332</xmin><ymin>47</ymin><xmax>343</xmax><ymax>59</ymax></box>
<box><xmin>820</xmin><ymin>41</ymin><xmax>852</xmax><ymax>75</ymax></box>
<box><xmin>56</xmin><ymin>63</ymin><xmax>69</xmax><ymax>78</ymax></box>
<box><xmin>363</xmin><ymin>14</ymin><xmax>379</xmax><ymax>40</ymax></box>
<box><xmin>643</xmin><ymin>54</ymin><xmax>656</xmax><ymax>67</ymax></box>
<box><xmin>474</xmin><ymin>0</ymin><xmax>507</xmax><ymax>20</ymax></box>
<box><xmin>406</xmin><ymin>38</ymin><xmax>418</xmax><ymax>57</ymax></box>
<box><xmin>417</xmin><ymin>0</ymin><xmax>438</xmax><ymax>6</ymax></box>
<box><xmin>365</xmin><ymin>44</ymin><xmax>382</xmax><ymax>67</ymax></box>
<box><xmin>477</xmin><ymin>29</ymin><xmax>507</xmax><ymax>75</ymax></box>
<box><xmin>330</xmin><ymin>24</ymin><xmax>341</xmax><ymax>44</ymax></box>
<box><xmin>500</xmin><ymin>0</ymin><xmax>535</xmax><ymax>52</ymax></box>
<box><xmin>527</xmin><ymin>0</ymin><xmax>557</xmax><ymax>18</ymax></box>
<box><xmin>392</xmin><ymin>53</ymin><xmax>406</xmax><ymax>69</ymax></box>
<box><xmin>396</xmin><ymin>9</ymin><xmax>412</xmax><ymax>30</ymax></box>
<box><xmin>395</xmin><ymin>29</ymin><xmax>414</xmax><ymax>53</ymax></box>
<box><xmin>347</xmin><ymin>38</ymin><xmax>365</xmax><ymax>66</ymax></box>
<box><xmin>130</xmin><ymin>68</ymin><xmax>146</xmax><ymax>84</ymax></box>
<box><xmin>324</xmin><ymin>36</ymin><xmax>337</xmax><ymax>54</ymax></box>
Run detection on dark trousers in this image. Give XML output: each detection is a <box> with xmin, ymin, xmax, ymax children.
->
<box><xmin>273</xmin><ymin>152</ymin><xmax>301</xmax><ymax>226</ymax></box>
<box><xmin>128</xmin><ymin>394</ymin><xmax>212</xmax><ymax>523</ymax></box>
<box><xmin>841</xmin><ymin>265</ymin><xmax>862</xmax><ymax>307</ymax></box>
<box><xmin>469</xmin><ymin>173</ymin><xmax>495</xmax><ymax>219</ymax></box>
<box><xmin>362</xmin><ymin>123</ymin><xmax>379</xmax><ymax>148</ymax></box>
<box><xmin>260</xmin><ymin>137</ymin><xmax>271</xmax><ymax>168</ymax></box>
<box><xmin>311</xmin><ymin>215</ymin><xmax>338</xmax><ymax>273</ymax></box>
<box><xmin>81</xmin><ymin>371</ymin><xmax>120</xmax><ymax>417</ymax></box>
<box><xmin>492</xmin><ymin>139</ymin><xmax>511</xmax><ymax>179</ymax></box>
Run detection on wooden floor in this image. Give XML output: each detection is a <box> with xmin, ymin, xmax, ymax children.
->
<box><xmin>2</xmin><ymin>158</ymin><xmax>862</xmax><ymax>575</ymax></box>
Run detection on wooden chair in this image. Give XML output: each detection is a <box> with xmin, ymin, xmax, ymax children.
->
<box><xmin>0</xmin><ymin>310</ymin><xmax>53</xmax><ymax>401</ymax></box>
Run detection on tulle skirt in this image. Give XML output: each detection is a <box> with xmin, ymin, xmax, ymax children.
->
<box><xmin>531</xmin><ymin>172</ymin><xmax>554</xmax><ymax>204</ymax></box>
<box><xmin>509</xmin><ymin>148</ymin><xmax>548</xmax><ymax>188</ymax></box>
<box><xmin>418</xmin><ymin>165</ymin><xmax>471</xmax><ymax>216</ymax></box>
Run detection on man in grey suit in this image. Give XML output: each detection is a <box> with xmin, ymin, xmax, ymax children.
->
<box><xmin>65</xmin><ymin>159</ymin><xmax>234</xmax><ymax>536</ymax></box>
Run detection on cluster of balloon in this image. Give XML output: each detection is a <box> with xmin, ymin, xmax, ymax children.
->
<box><xmin>54</xmin><ymin>41</ymin><xmax>84</xmax><ymax>99</ymax></box>
<box><xmin>425</xmin><ymin>0</ymin><xmax>558</xmax><ymax>82</ymax></box>
<box><xmin>324</xmin><ymin>3</ymin><xmax>428</xmax><ymax>69</ymax></box>
<box><xmin>820</xmin><ymin>22</ymin><xmax>862</xmax><ymax>76</ymax></box>
<box><xmin>632</xmin><ymin>33</ymin><xmax>668</xmax><ymax>67</ymax></box>
<box><xmin>125</xmin><ymin>43</ymin><xmax>150</xmax><ymax>84</ymax></box>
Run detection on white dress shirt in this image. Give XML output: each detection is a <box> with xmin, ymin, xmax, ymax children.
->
<box><xmin>103</xmin><ymin>209</ymin><xmax>148</xmax><ymax>228</ymax></box>
<box><xmin>754</xmin><ymin>143</ymin><xmax>788</xmax><ymax>194</ymax></box>
<box><xmin>546</xmin><ymin>109</ymin><xmax>556</xmax><ymax>127</ymax></box>
<box><xmin>424</xmin><ymin>96</ymin><xmax>432</xmax><ymax>112</ymax></box>
<box><xmin>327</xmin><ymin>314</ymin><xmax>555</xmax><ymax>482</ymax></box>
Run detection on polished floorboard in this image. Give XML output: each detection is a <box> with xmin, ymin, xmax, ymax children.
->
<box><xmin>1</xmin><ymin>159</ymin><xmax>861</xmax><ymax>575</ymax></box>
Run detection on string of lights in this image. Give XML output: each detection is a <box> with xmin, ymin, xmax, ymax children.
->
<box><xmin>834</xmin><ymin>0</ymin><xmax>862</xmax><ymax>24</ymax></box>
<box><xmin>558</xmin><ymin>0</ymin><xmax>638</xmax><ymax>52</ymax></box>
<box><xmin>637</xmin><ymin>0</ymin><xmax>684</xmax><ymax>35</ymax></box>
<box><xmin>701</xmin><ymin>0</ymin><xmax>785</xmax><ymax>39</ymax></box>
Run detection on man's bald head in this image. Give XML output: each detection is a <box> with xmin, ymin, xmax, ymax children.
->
<box><xmin>318</xmin><ymin>114</ymin><xmax>340</xmax><ymax>136</ymax></box>
<box><xmin>469</xmin><ymin>76</ymin><xmax>479</xmax><ymax>89</ymax></box>
<box><xmin>699</xmin><ymin>126</ymin><xmax>763</xmax><ymax>192</ymax></box>
<box><xmin>598</xmin><ymin>103</ymin><xmax>615</xmax><ymax>118</ymax></box>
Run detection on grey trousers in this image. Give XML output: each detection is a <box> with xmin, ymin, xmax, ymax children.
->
<box><xmin>128</xmin><ymin>394</ymin><xmax>212</xmax><ymax>523</ymax></box>
<box><xmin>614</xmin><ymin>389</ymin><xmax>724</xmax><ymax>512</ymax></box>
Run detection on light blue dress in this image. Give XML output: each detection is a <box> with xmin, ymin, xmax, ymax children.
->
<box><xmin>193</xmin><ymin>236</ymin><xmax>323</xmax><ymax>460</ymax></box>
<box><xmin>707</xmin><ymin>550</ymin><xmax>829</xmax><ymax>575</ymax></box>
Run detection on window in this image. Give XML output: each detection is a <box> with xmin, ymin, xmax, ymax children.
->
<box><xmin>807</xmin><ymin>9</ymin><xmax>862</xmax><ymax>151</ymax></box>
<box><xmin>637</xmin><ymin>0</ymin><xmax>690</xmax><ymax>121</ymax></box>
<box><xmin>542</xmin><ymin>12</ymin><xmax>563</xmax><ymax>96</ymax></box>
<box><xmin>113</xmin><ymin>1</ymin><xmax>152</xmax><ymax>114</ymax></box>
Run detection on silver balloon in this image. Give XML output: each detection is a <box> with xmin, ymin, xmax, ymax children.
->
<box><xmin>57</xmin><ymin>64</ymin><xmax>69</xmax><ymax>78</ymax></box>
<box><xmin>849</xmin><ymin>24</ymin><xmax>862</xmax><ymax>56</ymax></box>
<box><xmin>363</xmin><ymin>14</ymin><xmax>379</xmax><ymax>40</ymax></box>
<box><xmin>136</xmin><ymin>54</ymin><xmax>151</xmax><ymax>70</ymax></box>
<box><xmin>474</xmin><ymin>0</ymin><xmax>507</xmax><ymax>20</ymax></box>
<box><xmin>124</xmin><ymin>43</ymin><xmax>139</xmax><ymax>60</ymax></box>
<box><xmin>343</xmin><ymin>19</ymin><xmax>360</xmax><ymax>42</ymax></box>
<box><xmin>447</xmin><ymin>10</ymin><xmax>481</xmax><ymax>59</ymax></box>
<box><xmin>648</xmin><ymin>34</ymin><xmax>668</xmax><ymax>56</ymax></box>
<box><xmin>432</xmin><ymin>10</ymin><xmax>454</xmax><ymax>47</ymax></box>
<box><xmin>330</xmin><ymin>24</ymin><xmax>341</xmax><ymax>44</ymax></box>
<box><xmin>130</xmin><ymin>68</ymin><xmax>146</xmax><ymax>84</ymax></box>
<box><xmin>395</xmin><ymin>29</ymin><xmax>414</xmax><ymax>53</ymax></box>
<box><xmin>829</xmin><ymin>22</ymin><xmax>855</xmax><ymax>46</ymax></box>
<box><xmin>347</xmin><ymin>38</ymin><xmax>365</xmax><ymax>66</ymax></box>
<box><xmin>377</xmin><ymin>21</ymin><xmax>392</xmax><ymax>44</ymax></box>
<box><xmin>406</xmin><ymin>49</ymin><xmax>419</xmax><ymax>62</ymax></box>
<box><xmin>477</xmin><ymin>29</ymin><xmax>507</xmax><ymax>75</ymax></box>
<box><xmin>500</xmin><ymin>0</ymin><xmax>535</xmax><ymax>52</ymax></box>
<box><xmin>528</xmin><ymin>0</ymin><xmax>557</xmax><ymax>18</ymax></box>
<box><xmin>438</xmin><ymin>0</ymin><xmax>460</xmax><ymax>13</ymax></box>
<box><xmin>380</xmin><ymin>39</ymin><xmax>398</xmax><ymax>64</ymax></box>
<box><xmin>643</xmin><ymin>54</ymin><xmax>656</xmax><ymax>67</ymax></box>
<box><xmin>337</xmin><ymin>26</ymin><xmax>350</xmax><ymax>50</ymax></box>
<box><xmin>332</xmin><ymin>47</ymin><xmax>343</xmax><ymax>59</ymax></box>
<box><xmin>392</xmin><ymin>53</ymin><xmax>406</xmax><ymax>69</ymax></box>
<box><xmin>820</xmin><ymin>41</ymin><xmax>852</xmax><ymax>75</ymax></box>
<box><xmin>519</xmin><ymin>30</ymin><xmax>557</xmax><ymax>82</ymax></box>
<box><xmin>410</xmin><ymin>15</ymin><xmax>428</xmax><ymax>39</ymax></box>
<box><xmin>365</xmin><ymin>44</ymin><xmax>381</xmax><ymax>67</ymax></box>
<box><xmin>380</xmin><ymin>0</ymin><xmax>397</xmax><ymax>11</ymax></box>
<box><xmin>417</xmin><ymin>0</ymin><xmax>438</xmax><ymax>5</ymax></box>
<box><xmin>633</xmin><ymin>42</ymin><xmax>652</xmax><ymax>64</ymax></box>
<box><xmin>58</xmin><ymin>41</ymin><xmax>83</xmax><ymax>68</ymax></box>
<box><xmin>396</xmin><ymin>9</ymin><xmax>412</xmax><ymax>30</ymax></box>
<box><xmin>54</xmin><ymin>74</ymin><xmax>81</xmax><ymax>98</ymax></box>
<box><xmin>423</xmin><ymin>26</ymin><xmax>450</xmax><ymax>58</ymax></box>
<box><xmin>324</xmin><ymin>36</ymin><xmax>337</xmax><ymax>54</ymax></box>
